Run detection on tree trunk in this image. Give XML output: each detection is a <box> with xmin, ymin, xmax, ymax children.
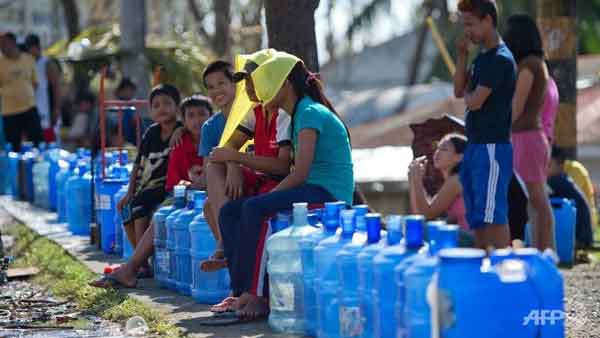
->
<box><xmin>213</xmin><ymin>0</ymin><xmax>232</xmax><ymax>58</ymax></box>
<box><xmin>265</xmin><ymin>0</ymin><xmax>320</xmax><ymax>71</ymax></box>
<box><xmin>537</xmin><ymin>0</ymin><xmax>577</xmax><ymax>157</ymax></box>
<box><xmin>120</xmin><ymin>0</ymin><xmax>149</xmax><ymax>99</ymax></box>
<box><xmin>60</xmin><ymin>0</ymin><xmax>80</xmax><ymax>40</ymax></box>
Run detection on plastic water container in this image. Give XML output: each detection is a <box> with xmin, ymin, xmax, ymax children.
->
<box><xmin>490</xmin><ymin>248</ymin><xmax>565</xmax><ymax>338</ymax></box>
<box><xmin>0</xmin><ymin>144</ymin><xmax>10</xmax><ymax>195</ymax></box>
<box><xmin>299</xmin><ymin>202</ymin><xmax>344</xmax><ymax>336</ymax></box>
<box><xmin>189</xmin><ymin>194</ymin><xmax>230</xmax><ymax>303</ymax></box>
<box><xmin>47</xmin><ymin>144</ymin><xmax>65</xmax><ymax>211</ymax></box>
<box><xmin>165</xmin><ymin>189</ymin><xmax>192</xmax><ymax>290</ymax></box>
<box><xmin>114</xmin><ymin>183</ymin><xmax>134</xmax><ymax>260</ymax></box>
<box><xmin>65</xmin><ymin>162</ymin><xmax>92</xmax><ymax>235</ymax></box>
<box><xmin>32</xmin><ymin>144</ymin><xmax>50</xmax><ymax>209</ymax></box>
<box><xmin>266</xmin><ymin>203</ymin><xmax>319</xmax><ymax>333</ymax></box>
<box><xmin>437</xmin><ymin>248</ymin><xmax>540</xmax><ymax>338</ymax></box>
<box><xmin>55</xmin><ymin>156</ymin><xmax>78</xmax><ymax>222</ymax></box>
<box><xmin>551</xmin><ymin>198</ymin><xmax>576</xmax><ymax>265</ymax></box>
<box><xmin>357</xmin><ymin>215</ymin><xmax>402</xmax><ymax>338</ymax></box>
<box><xmin>98</xmin><ymin>175</ymin><xmax>129</xmax><ymax>254</ymax></box>
<box><xmin>337</xmin><ymin>213</ymin><xmax>382</xmax><ymax>338</ymax></box>
<box><xmin>7</xmin><ymin>144</ymin><xmax>19</xmax><ymax>198</ymax></box>
<box><xmin>153</xmin><ymin>185</ymin><xmax>186</xmax><ymax>288</ymax></box>
<box><xmin>315</xmin><ymin>208</ymin><xmax>367</xmax><ymax>338</ymax></box>
<box><xmin>372</xmin><ymin>215</ymin><xmax>426</xmax><ymax>338</ymax></box>
<box><xmin>18</xmin><ymin>143</ymin><xmax>36</xmax><ymax>202</ymax></box>
<box><xmin>399</xmin><ymin>224</ymin><xmax>458</xmax><ymax>338</ymax></box>
<box><xmin>174</xmin><ymin>191</ymin><xmax>206</xmax><ymax>296</ymax></box>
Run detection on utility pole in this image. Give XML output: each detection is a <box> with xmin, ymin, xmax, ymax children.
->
<box><xmin>120</xmin><ymin>0</ymin><xmax>149</xmax><ymax>98</ymax></box>
<box><xmin>537</xmin><ymin>0</ymin><xmax>577</xmax><ymax>157</ymax></box>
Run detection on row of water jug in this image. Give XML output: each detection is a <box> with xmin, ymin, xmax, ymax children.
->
<box><xmin>152</xmin><ymin>187</ymin><xmax>230</xmax><ymax>303</ymax></box>
<box><xmin>265</xmin><ymin>202</ymin><xmax>565</xmax><ymax>338</ymax></box>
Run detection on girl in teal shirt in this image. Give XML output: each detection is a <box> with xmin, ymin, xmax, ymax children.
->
<box><xmin>218</xmin><ymin>51</ymin><xmax>354</xmax><ymax>318</ymax></box>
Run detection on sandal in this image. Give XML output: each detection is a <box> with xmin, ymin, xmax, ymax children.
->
<box><xmin>89</xmin><ymin>275</ymin><xmax>137</xmax><ymax>289</ymax></box>
<box><xmin>210</xmin><ymin>297</ymin><xmax>238</xmax><ymax>313</ymax></box>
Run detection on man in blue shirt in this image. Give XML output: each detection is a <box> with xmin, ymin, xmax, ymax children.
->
<box><xmin>454</xmin><ymin>0</ymin><xmax>516</xmax><ymax>249</ymax></box>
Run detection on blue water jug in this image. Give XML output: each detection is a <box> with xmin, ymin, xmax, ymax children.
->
<box><xmin>315</xmin><ymin>208</ymin><xmax>366</xmax><ymax>338</ymax></box>
<box><xmin>551</xmin><ymin>198</ymin><xmax>576</xmax><ymax>265</ymax></box>
<box><xmin>113</xmin><ymin>184</ymin><xmax>134</xmax><ymax>259</ymax></box>
<box><xmin>490</xmin><ymin>248</ymin><xmax>565</xmax><ymax>338</ymax></box>
<box><xmin>189</xmin><ymin>191</ymin><xmax>230</xmax><ymax>303</ymax></box>
<box><xmin>400</xmin><ymin>224</ymin><xmax>458</xmax><ymax>338</ymax></box>
<box><xmin>6</xmin><ymin>144</ymin><xmax>19</xmax><ymax>197</ymax></box>
<box><xmin>357</xmin><ymin>215</ymin><xmax>402</xmax><ymax>338</ymax></box>
<box><xmin>65</xmin><ymin>162</ymin><xmax>92</xmax><ymax>235</ymax></box>
<box><xmin>372</xmin><ymin>215</ymin><xmax>425</xmax><ymax>338</ymax></box>
<box><xmin>299</xmin><ymin>202</ymin><xmax>344</xmax><ymax>337</ymax></box>
<box><xmin>153</xmin><ymin>185</ymin><xmax>186</xmax><ymax>288</ymax></box>
<box><xmin>98</xmin><ymin>175</ymin><xmax>129</xmax><ymax>254</ymax></box>
<box><xmin>437</xmin><ymin>248</ymin><xmax>540</xmax><ymax>338</ymax></box>
<box><xmin>174</xmin><ymin>190</ymin><xmax>206</xmax><ymax>296</ymax></box>
<box><xmin>48</xmin><ymin>144</ymin><xmax>66</xmax><ymax>211</ymax></box>
<box><xmin>165</xmin><ymin>188</ymin><xmax>192</xmax><ymax>290</ymax></box>
<box><xmin>18</xmin><ymin>143</ymin><xmax>35</xmax><ymax>202</ymax></box>
<box><xmin>32</xmin><ymin>144</ymin><xmax>52</xmax><ymax>208</ymax></box>
<box><xmin>0</xmin><ymin>144</ymin><xmax>9</xmax><ymax>195</ymax></box>
<box><xmin>266</xmin><ymin>203</ymin><xmax>320</xmax><ymax>333</ymax></box>
<box><xmin>56</xmin><ymin>156</ymin><xmax>78</xmax><ymax>222</ymax></box>
<box><xmin>337</xmin><ymin>213</ymin><xmax>383</xmax><ymax>338</ymax></box>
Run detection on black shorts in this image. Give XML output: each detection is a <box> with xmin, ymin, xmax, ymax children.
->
<box><xmin>123</xmin><ymin>187</ymin><xmax>166</xmax><ymax>227</ymax></box>
<box><xmin>3</xmin><ymin>107</ymin><xmax>44</xmax><ymax>152</ymax></box>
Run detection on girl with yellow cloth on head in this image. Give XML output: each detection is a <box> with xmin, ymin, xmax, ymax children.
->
<box><xmin>216</xmin><ymin>51</ymin><xmax>354</xmax><ymax>320</ymax></box>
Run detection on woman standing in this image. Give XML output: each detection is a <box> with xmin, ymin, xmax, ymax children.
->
<box><xmin>504</xmin><ymin>14</ymin><xmax>554</xmax><ymax>250</ymax></box>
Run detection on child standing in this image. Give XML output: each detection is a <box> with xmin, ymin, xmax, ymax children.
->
<box><xmin>117</xmin><ymin>84</ymin><xmax>182</xmax><ymax>261</ymax></box>
<box><xmin>454</xmin><ymin>0</ymin><xmax>516</xmax><ymax>249</ymax></box>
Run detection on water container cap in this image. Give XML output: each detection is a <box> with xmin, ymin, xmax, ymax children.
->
<box><xmin>193</xmin><ymin>190</ymin><xmax>207</xmax><ymax>209</ymax></box>
<box><xmin>405</xmin><ymin>215</ymin><xmax>425</xmax><ymax>248</ymax></box>
<box><xmin>120</xmin><ymin>150</ymin><xmax>129</xmax><ymax>163</ymax></box>
<box><xmin>365</xmin><ymin>213</ymin><xmax>382</xmax><ymax>244</ymax></box>
<box><xmin>49</xmin><ymin>142</ymin><xmax>57</xmax><ymax>149</ymax></box>
<box><xmin>323</xmin><ymin>202</ymin><xmax>341</xmax><ymax>231</ymax></box>
<box><xmin>386</xmin><ymin>215</ymin><xmax>403</xmax><ymax>245</ymax></box>
<box><xmin>173</xmin><ymin>185</ymin><xmax>186</xmax><ymax>198</ymax></box>
<box><xmin>307</xmin><ymin>213</ymin><xmax>319</xmax><ymax>226</ymax></box>
<box><xmin>439</xmin><ymin>248</ymin><xmax>486</xmax><ymax>260</ymax></box>
<box><xmin>436</xmin><ymin>225</ymin><xmax>459</xmax><ymax>250</ymax></box>
<box><xmin>293</xmin><ymin>202</ymin><xmax>308</xmax><ymax>226</ymax></box>
<box><xmin>353</xmin><ymin>205</ymin><xmax>369</xmax><ymax>231</ymax></box>
<box><xmin>39</xmin><ymin>142</ymin><xmax>47</xmax><ymax>150</ymax></box>
<box><xmin>427</xmin><ymin>221</ymin><xmax>444</xmax><ymax>245</ymax></box>
<box><xmin>340</xmin><ymin>209</ymin><xmax>356</xmax><ymax>235</ymax></box>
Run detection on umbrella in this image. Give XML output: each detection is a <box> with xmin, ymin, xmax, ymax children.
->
<box><xmin>409</xmin><ymin>114</ymin><xmax>528</xmax><ymax>240</ymax></box>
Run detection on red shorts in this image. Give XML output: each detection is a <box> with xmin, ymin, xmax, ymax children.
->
<box><xmin>241</xmin><ymin>167</ymin><xmax>281</xmax><ymax>196</ymax></box>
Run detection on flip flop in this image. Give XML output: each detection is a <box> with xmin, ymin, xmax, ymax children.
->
<box><xmin>200</xmin><ymin>258</ymin><xmax>228</xmax><ymax>272</ymax></box>
<box><xmin>89</xmin><ymin>276</ymin><xmax>137</xmax><ymax>289</ymax></box>
<box><xmin>197</xmin><ymin>312</ymin><xmax>243</xmax><ymax>326</ymax></box>
<box><xmin>210</xmin><ymin>297</ymin><xmax>237</xmax><ymax>313</ymax></box>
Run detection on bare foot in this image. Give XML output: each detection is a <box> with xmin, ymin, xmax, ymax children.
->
<box><xmin>89</xmin><ymin>264</ymin><xmax>137</xmax><ymax>288</ymax></box>
<box><xmin>236</xmin><ymin>294</ymin><xmax>269</xmax><ymax>319</ymax></box>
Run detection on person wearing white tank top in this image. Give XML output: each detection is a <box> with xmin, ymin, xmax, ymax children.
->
<box><xmin>25</xmin><ymin>34</ymin><xmax>61</xmax><ymax>143</ymax></box>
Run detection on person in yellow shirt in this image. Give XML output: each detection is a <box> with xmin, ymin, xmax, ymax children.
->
<box><xmin>0</xmin><ymin>32</ymin><xmax>43</xmax><ymax>151</ymax></box>
<box><xmin>564</xmin><ymin>159</ymin><xmax>598</xmax><ymax>229</ymax></box>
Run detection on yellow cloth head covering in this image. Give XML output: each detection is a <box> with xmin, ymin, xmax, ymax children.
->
<box><xmin>218</xmin><ymin>49</ymin><xmax>278</xmax><ymax>147</ymax></box>
<box><xmin>250</xmin><ymin>51</ymin><xmax>301</xmax><ymax>105</ymax></box>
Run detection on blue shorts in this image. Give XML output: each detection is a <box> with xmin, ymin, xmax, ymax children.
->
<box><xmin>460</xmin><ymin>143</ymin><xmax>513</xmax><ymax>230</ymax></box>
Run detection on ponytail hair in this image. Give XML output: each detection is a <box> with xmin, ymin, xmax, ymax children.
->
<box><xmin>287</xmin><ymin>62</ymin><xmax>351</xmax><ymax>141</ymax></box>
<box><xmin>440</xmin><ymin>133</ymin><xmax>467</xmax><ymax>175</ymax></box>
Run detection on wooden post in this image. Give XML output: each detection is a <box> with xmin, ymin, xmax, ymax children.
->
<box><xmin>537</xmin><ymin>0</ymin><xmax>577</xmax><ymax>157</ymax></box>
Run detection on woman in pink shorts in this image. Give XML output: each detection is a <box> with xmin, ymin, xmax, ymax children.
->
<box><xmin>504</xmin><ymin>14</ymin><xmax>555</xmax><ymax>250</ymax></box>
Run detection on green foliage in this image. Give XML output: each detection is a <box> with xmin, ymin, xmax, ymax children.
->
<box><xmin>8</xmin><ymin>223</ymin><xmax>183</xmax><ymax>338</ymax></box>
<box><xmin>45</xmin><ymin>25</ymin><xmax>212</xmax><ymax>96</ymax></box>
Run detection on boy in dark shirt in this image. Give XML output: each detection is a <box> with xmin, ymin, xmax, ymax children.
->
<box><xmin>454</xmin><ymin>0</ymin><xmax>517</xmax><ymax>249</ymax></box>
<box><xmin>117</xmin><ymin>84</ymin><xmax>183</xmax><ymax>257</ymax></box>
<box><xmin>548</xmin><ymin>147</ymin><xmax>594</xmax><ymax>248</ymax></box>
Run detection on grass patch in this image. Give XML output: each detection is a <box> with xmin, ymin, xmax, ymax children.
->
<box><xmin>6</xmin><ymin>222</ymin><xmax>183</xmax><ymax>338</ymax></box>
